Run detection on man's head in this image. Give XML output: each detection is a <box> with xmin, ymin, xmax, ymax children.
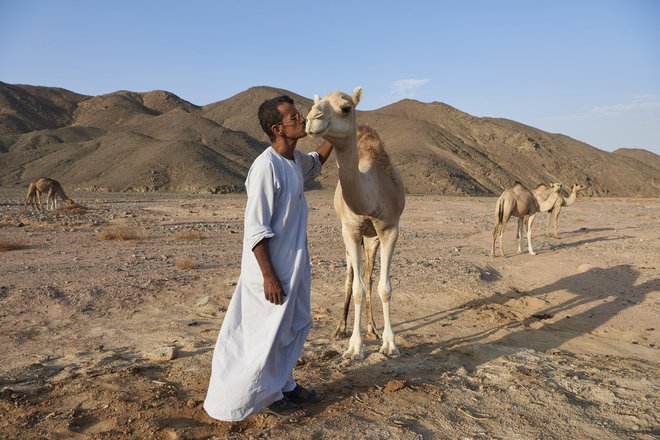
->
<box><xmin>258</xmin><ymin>95</ymin><xmax>307</xmax><ymax>142</ymax></box>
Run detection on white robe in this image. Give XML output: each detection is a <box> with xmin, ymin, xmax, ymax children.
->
<box><xmin>204</xmin><ymin>147</ymin><xmax>322</xmax><ymax>421</ymax></box>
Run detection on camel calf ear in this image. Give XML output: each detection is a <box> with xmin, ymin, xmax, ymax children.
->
<box><xmin>313</xmin><ymin>94</ymin><xmax>320</xmax><ymax>104</ymax></box>
<box><xmin>352</xmin><ymin>87</ymin><xmax>363</xmax><ymax>106</ymax></box>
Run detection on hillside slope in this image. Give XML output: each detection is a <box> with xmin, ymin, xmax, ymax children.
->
<box><xmin>1</xmin><ymin>83</ymin><xmax>658</xmax><ymax>196</ymax></box>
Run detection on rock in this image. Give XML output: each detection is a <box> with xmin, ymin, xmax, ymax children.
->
<box><xmin>186</xmin><ymin>399</ymin><xmax>199</xmax><ymax>408</ymax></box>
<box><xmin>196</xmin><ymin>296</ymin><xmax>210</xmax><ymax>307</ymax></box>
<box><xmin>384</xmin><ymin>379</ymin><xmax>406</xmax><ymax>393</ymax></box>
<box><xmin>144</xmin><ymin>346</ymin><xmax>178</xmax><ymax>362</ymax></box>
<box><xmin>164</xmin><ymin>430</ymin><xmax>179</xmax><ymax>440</ymax></box>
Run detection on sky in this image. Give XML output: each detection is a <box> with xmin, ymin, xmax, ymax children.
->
<box><xmin>1</xmin><ymin>0</ymin><xmax>659</xmax><ymax>154</ymax></box>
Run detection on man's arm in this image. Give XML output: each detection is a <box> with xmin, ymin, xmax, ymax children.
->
<box><xmin>252</xmin><ymin>239</ymin><xmax>285</xmax><ymax>305</ymax></box>
<box><xmin>315</xmin><ymin>140</ymin><xmax>334</xmax><ymax>165</ymax></box>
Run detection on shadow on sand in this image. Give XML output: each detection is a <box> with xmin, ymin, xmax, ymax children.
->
<box><xmin>319</xmin><ymin>264</ymin><xmax>658</xmax><ymax>399</ymax></box>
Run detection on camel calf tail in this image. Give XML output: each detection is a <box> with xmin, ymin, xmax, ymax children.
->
<box><xmin>496</xmin><ymin>198</ymin><xmax>504</xmax><ymax>225</ymax></box>
<box><xmin>491</xmin><ymin>196</ymin><xmax>504</xmax><ymax>256</ymax></box>
<box><xmin>25</xmin><ymin>182</ymin><xmax>35</xmax><ymax>209</ymax></box>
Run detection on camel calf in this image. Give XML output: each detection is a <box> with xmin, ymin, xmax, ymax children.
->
<box><xmin>25</xmin><ymin>177</ymin><xmax>74</xmax><ymax>211</ymax></box>
<box><xmin>491</xmin><ymin>182</ymin><xmax>562</xmax><ymax>257</ymax></box>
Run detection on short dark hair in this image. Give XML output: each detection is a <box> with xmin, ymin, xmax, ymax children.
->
<box><xmin>258</xmin><ymin>95</ymin><xmax>294</xmax><ymax>141</ymax></box>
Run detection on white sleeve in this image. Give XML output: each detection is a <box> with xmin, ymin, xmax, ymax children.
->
<box><xmin>297</xmin><ymin>151</ymin><xmax>322</xmax><ymax>182</ymax></box>
<box><xmin>244</xmin><ymin>158</ymin><xmax>278</xmax><ymax>250</ymax></box>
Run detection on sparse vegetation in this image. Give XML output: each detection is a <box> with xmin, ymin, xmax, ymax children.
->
<box><xmin>175</xmin><ymin>256</ymin><xmax>196</xmax><ymax>270</ymax></box>
<box><xmin>21</xmin><ymin>220</ymin><xmax>89</xmax><ymax>229</ymax></box>
<box><xmin>97</xmin><ymin>226</ymin><xmax>145</xmax><ymax>241</ymax></box>
<box><xmin>58</xmin><ymin>203</ymin><xmax>89</xmax><ymax>215</ymax></box>
<box><xmin>0</xmin><ymin>220</ymin><xmax>12</xmax><ymax>228</ymax></box>
<box><xmin>0</xmin><ymin>238</ymin><xmax>28</xmax><ymax>251</ymax></box>
<box><xmin>174</xmin><ymin>230</ymin><xmax>205</xmax><ymax>240</ymax></box>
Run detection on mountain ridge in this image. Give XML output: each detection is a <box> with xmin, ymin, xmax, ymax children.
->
<box><xmin>1</xmin><ymin>82</ymin><xmax>658</xmax><ymax>196</ymax></box>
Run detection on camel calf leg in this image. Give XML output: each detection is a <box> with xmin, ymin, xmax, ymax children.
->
<box><xmin>527</xmin><ymin>214</ymin><xmax>537</xmax><ymax>255</ymax></box>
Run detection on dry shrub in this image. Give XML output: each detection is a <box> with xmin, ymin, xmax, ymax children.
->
<box><xmin>0</xmin><ymin>238</ymin><xmax>28</xmax><ymax>252</ymax></box>
<box><xmin>175</xmin><ymin>257</ymin><xmax>196</xmax><ymax>270</ymax></box>
<box><xmin>58</xmin><ymin>203</ymin><xmax>89</xmax><ymax>215</ymax></box>
<box><xmin>97</xmin><ymin>226</ymin><xmax>145</xmax><ymax>241</ymax></box>
<box><xmin>174</xmin><ymin>230</ymin><xmax>205</xmax><ymax>240</ymax></box>
<box><xmin>23</xmin><ymin>220</ymin><xmax>90</xmax><ymax>230</ymax></box>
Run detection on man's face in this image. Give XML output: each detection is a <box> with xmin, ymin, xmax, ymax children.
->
<box><xmin>273</xmin><ymin>102</ymin><xmax>307</xmax><ymax>140</ymax></box>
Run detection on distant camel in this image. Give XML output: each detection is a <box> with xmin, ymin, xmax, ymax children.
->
<box><xmin>518</xmin><ymin>183</ymin><xmax>589</xmax><ymax>238</ymax></box>
<box><xmin>491</xmin><ymin>182</ymin><xmax>562</xmax><ymax>257</ymax></box>
<box><xmin>25</xmin><ymin>177</ymin><xmax>74</xmax><ymax>211</ymax></box>
<box><xmin>515</xmin><ymin>182</ymin><xmax>562</xmax><ymax>239</ymax></box>
<box><xmin>545</xmin><ymin>183</ymin><xmax>589</xmax><ymax>238</ymax></box>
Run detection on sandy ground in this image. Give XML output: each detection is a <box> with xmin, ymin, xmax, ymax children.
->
<box><xmin>0</xmin><ymin>189</ymin><xmax>658</xmax><ymax>440</ymax></box>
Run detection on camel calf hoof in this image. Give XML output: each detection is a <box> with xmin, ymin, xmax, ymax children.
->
<box><xmin>332</xmin><ymin>329</ymin><xmax>347</xmax><ymax>340</ymax></box>
<box><xmin>365</xmin><ymin>328</ymin><xmax>381</xmax><ymax>340</ymax></box>
<box><xmin>379</xmin><ymin>344</ymin><xmax>400</xmax><ymax>357</ymax></box>
<box><xmin>342</xmin><ymin>348</ymin><xmax>364</xmax><ymax>360</ymax></box>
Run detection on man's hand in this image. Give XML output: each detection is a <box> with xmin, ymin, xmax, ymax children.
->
<box><xmin>253</xmin><ymin>239</ymin><xmax>286</xmax><ymax>305</ymax></box>
<box><xmin>263</xmin><ymin>273</ymin><xmax>286</xmax><ymax>305</ymax></box>
<box><xmin>316</xmin><ymin>140</ymin><xmax>333</xmax><ymax>165</ymax></box>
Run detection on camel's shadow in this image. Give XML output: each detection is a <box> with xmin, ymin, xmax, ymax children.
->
<box><xmin>550</xmin><ymin>235</ymin><xmax>631</xmax><ymax>250</ymax></box>
<box><xmin>316</xmin><ymin>265</ymin><xmax>658</xmax><ymax>408</ymax></box>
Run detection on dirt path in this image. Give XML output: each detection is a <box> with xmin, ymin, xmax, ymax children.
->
<box><xmin>1</xmin><ymin>189</ymin><xmax>658</xmax><ymax>439</ymax></box>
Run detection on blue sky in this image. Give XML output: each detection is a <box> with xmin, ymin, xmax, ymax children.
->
<box><xmin>1</xmin><ymin>0</ymin><xmax>659</xmax><ymax>154</ymax></box>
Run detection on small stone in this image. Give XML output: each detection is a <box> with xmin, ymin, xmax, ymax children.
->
<box><xmin>384</xmin><ymin>379</ymin><xmax>406</xmax><ymax>393</ymax></box>
<box><xmin>164</xmin><ymin>430</ymin><xmax>179</xmax><ymax>440</ymax></box>
<box><xmin>144</xmin><ymin>346</ymin><xmax>178</xmax><ymax>362</ymax></box>
<box><xmin>186</xmin><ymin>399</ymin><xmax>198</xmax><ymax>408</ymax></box>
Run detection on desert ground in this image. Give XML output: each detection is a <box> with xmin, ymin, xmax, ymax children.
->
<box><xmin>0</xmin><ymin>188</ymin><xmax>658</xmax><ymax>439</ymax></box>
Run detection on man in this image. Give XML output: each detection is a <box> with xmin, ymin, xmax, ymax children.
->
<box><xmin>204</xmin><ymin>96</ymin><xmax>332</xmax><ymax>421</ymax></box>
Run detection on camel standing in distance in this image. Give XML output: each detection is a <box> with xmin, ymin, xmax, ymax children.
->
<box><xmin>545</xmin><ymin>183</ymin><xmax>589</xmax><ymax>238</ymax></box>
<box><xmin>491</xmin><ymin>182</ymin><xmax>562</xmax><ymax>257</ymax></box>
<box><xmin>25</xmin><ymin>177</ymin><xmax>74</xmax><ymax>211</ymax></box>
<box><xmin>522</xmin><ymin>183</ymin><xmax>589</xmax><ymax>238</ymax></box>
<box><xmin>306</xmin><ymin>87</ymin><xmax>405</xmax><ymax>359</ymax></box>
<box><xmin>515</xmin><ymin>182</ymin><xmax>562</xmax><ymax>239</ymax></box>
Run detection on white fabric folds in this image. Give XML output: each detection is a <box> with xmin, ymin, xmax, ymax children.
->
<box><xmin>204</xmin><ymin>148</ymin><xmax>321</xmax><ymax>421</ymax></box>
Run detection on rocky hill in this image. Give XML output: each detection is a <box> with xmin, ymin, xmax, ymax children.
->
<box><xmin>1</xmin><ymin>81</ymin><xmax>658</xmax><ymax>196</ymax></box>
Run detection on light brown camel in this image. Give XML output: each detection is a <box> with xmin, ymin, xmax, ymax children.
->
<box><xmin>24</xmin><ymin>177</ymin><xmax>74</xmax><ymax>211</ymax></box>
<box><xmin>520</xmin><ymin>183</ymin><xmax>589</xmax><ymax>238</ymax></box>
<box><xmin>545</xmin><ymin>183</ymin><xmax>589</xmax><ymax>238</ymax></box>
<box><xmin>306</xmin><ymin>87</ymin><xmax>405</xmax><ymax>359</ymax></box>
<box><xmin>515</xmin><ymin>182</ymin><xmax>562</xmax><ymax>239</ymax></box>
<box><xmin>491</xmin><ymin>181</ymin><xmax>562</xmax><ymax>257</ymax></box>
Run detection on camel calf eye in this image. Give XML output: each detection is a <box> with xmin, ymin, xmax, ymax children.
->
<box><xmin>341</xmin><ymin>105</ymin><xmax>351</xmax><ymax>114</ymax></box>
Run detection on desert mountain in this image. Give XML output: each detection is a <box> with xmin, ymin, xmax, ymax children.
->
<box><xmin>613</xmin><ymin>148</ymin><xmax>660</xmax><ymax>172</ymax></box>
<box><xmin>1</xmin><ymin>81</ymin><xmax>658</xmax><ymax>196</ymax></box>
